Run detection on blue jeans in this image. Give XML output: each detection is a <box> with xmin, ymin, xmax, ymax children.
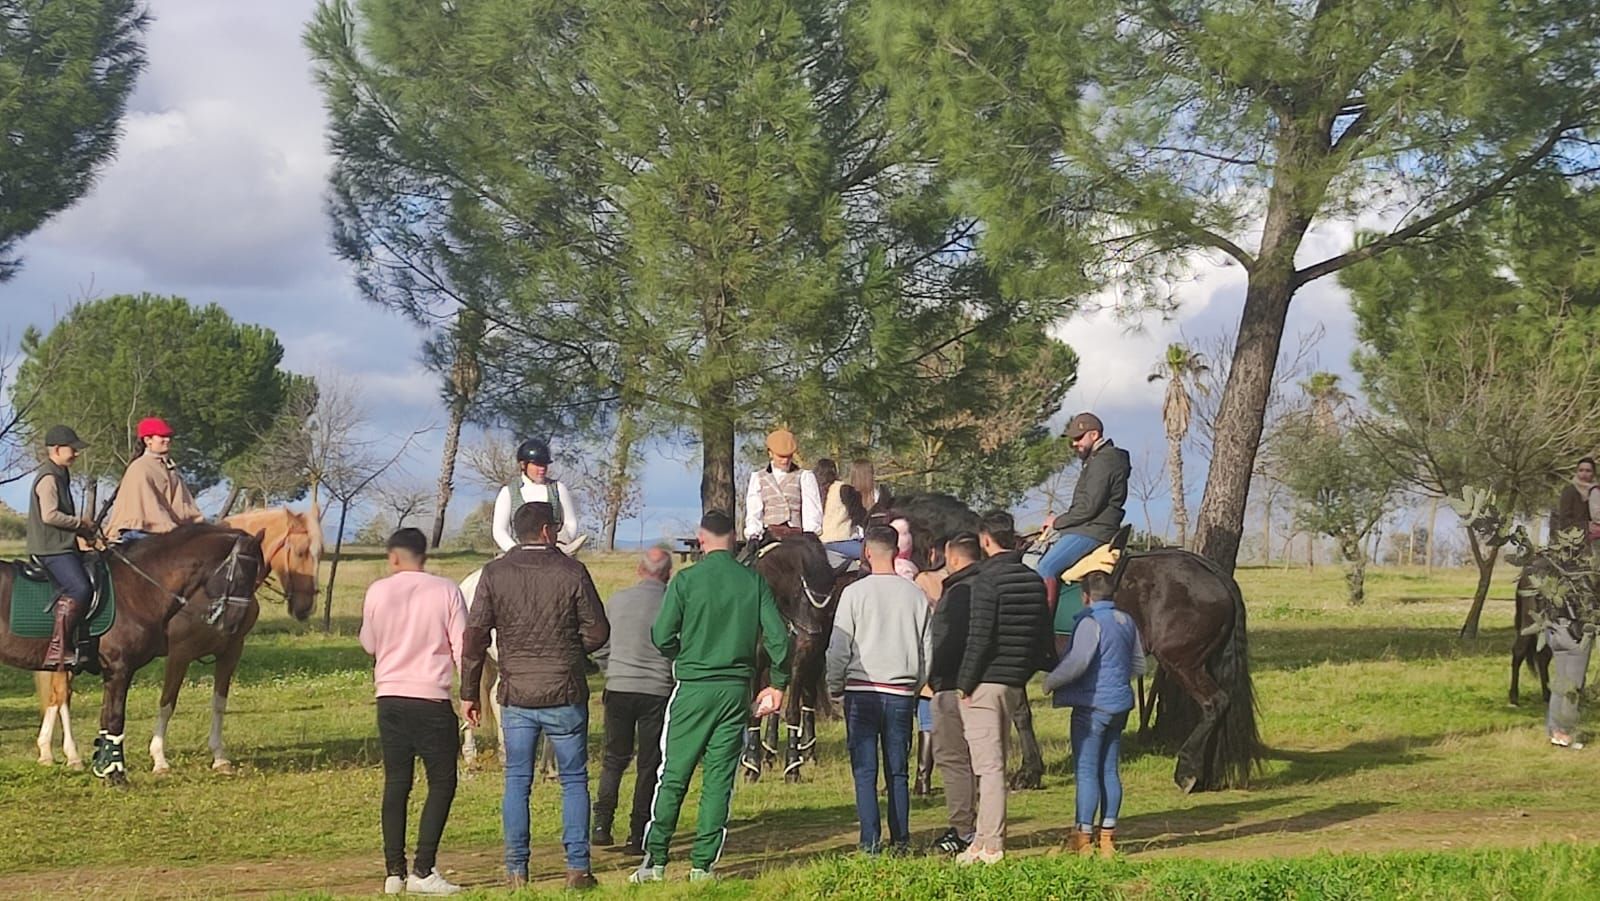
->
<box><xmin>501</xmin><ymin>704</ymin><xmax>590</xmax><ymax>874</ymax></box>
<box><xmin>1036</xmin><ymin>532</ymin><xmax>1101</xmax><ymax>583</ymax></box>
<box><xmin>825</xmin><ymin>539</ymin><xmax>864</xmax><ymax>561</ymax></box>
<box><xmin>1070</xmin><ymin>707</ymin><xmax>1128</xmax><ymax>830</ymax></box>
<box><xmin>39</xmin><ymin>553</ymin><xmax>92</xmax><ymax>605</ymax></box>
<box><xmin>916</xmin><ymin>697</ymin><xmax>932</xmax><ymax>732</ymax></box>
<box><xmin>116</xmin><ymin>529</ymin><xmax>150</xmax><ymax>543</ymax></box>
<box><xmin>844</xmin><ymin>692</ymin><xmax>915</xmax><ymax>851</ymax></box>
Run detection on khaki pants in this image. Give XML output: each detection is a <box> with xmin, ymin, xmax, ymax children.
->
<box><xmin>931</xmin><ymin>690</ymin><xmax>976</xmax><ymax>838</ymax></box>
<box><xmin>959</xmin><ymin>683</ymin><xmax>1012</xmax><ymax>851</ymax></box>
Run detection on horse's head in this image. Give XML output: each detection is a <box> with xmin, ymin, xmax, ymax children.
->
<box><xmin>224</xmin><ymin>505</ymin><xmax>322</xmax><ymax>622</ymax></box>
<box><xmin>203</xmin><ymin>529</ymin><xmax>268</xmax><ymax>635</ymax></box>
<box><xmin>754</xmin><ymin>534</ymin><xmax>837</xmax><ymax>630</ymax></box>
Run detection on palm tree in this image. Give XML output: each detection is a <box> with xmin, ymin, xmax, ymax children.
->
<box><xmin>1148</xmin><ymin>343</ymin><xmax>1209</xmax><ymax>548</ymax></box>
<box><xmin>1301</xmin><ymin>371</ymin><xmax>1349</xmax><ymax>433</ymax></box>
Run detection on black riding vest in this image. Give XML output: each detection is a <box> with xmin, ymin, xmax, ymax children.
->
<box><xmin>27</xmin><ymin>461</ymin><xmax>78</xmax><ymax>556</ymax></box>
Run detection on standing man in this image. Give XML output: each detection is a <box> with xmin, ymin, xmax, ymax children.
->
<box><xmin>743</xmin><ymin>429</ymin><xmax>823</xmax><ymax>544</ymax></box>
<box><xmin>826</xmin><ymin>524</ymin><xmax>932</xmax><ymax>855</ymax></box>
<box><xmin>105</xmin><ymin>416</ymin><xmax>205</xmax><ymax>541</ymax></box>
<box><xmin>359</xmin><ymin>528</ymin><xmax>468</xmax><ymax>896</ymax></box>
<box><xmin>29</xmin><ymin>425</ymin><xmax>98</xmax><ymax>671</ymax></box>
<box><xmin>591</xmin><ymin>547</ymin><xmax>676</xmax><ymax>856</ymax></box>
<box><xmin>955</xmin><ymin>510</ymin><xmax>1052</xmax><ymax>865</ymax></box>
<box><xmin>1035</xmin><ymin>413</ymin><xmax>1131</xmax><ymax>606</ymax></box>
<box><xmin>926</xmin><ymin>531</ymin><xmax>983</xmax><ymax>855</ymax></box>
<box><xmin>462</xmin><ymin>502</ymin><xmax>609</xmax><ymax>891</ymax></box>
<box><xmin>491</xmin><ymin>438</ymin><xmax>584</xmax><ymax>554</ymax></box>
<box><xmin>632</xmin><ymin>510</ymin><xmax>790</xmax><ymax>884</ymax></box>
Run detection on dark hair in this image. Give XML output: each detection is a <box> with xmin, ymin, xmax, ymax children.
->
<box><xmin>1580</xmin><ymin>457</ymin><xmax>1597</xmax><ymax>469</ymax></box>
<box><xmin>839</xmin><ymin>483</ymin><xmax>869</xmax><ymax>529</ymax></box>
<box><xmin>978</xmin><ymin>509</ymin><xmax>1018</xmax><ymax>550</ymax></box>
<box><xmin>814</xmin><ymin>458</ymin><xmax>838</xmax><ymax>497</ymax></box>
<box><xmin>700</xmin><ymin>509</ymin><xmax>735</xmax><ymax>537</ymax></box>
<box><xmin>945</xmin><ymin>531</ymin><xmax>982</xmax><ymax>565</ymax></box>
<box><xmin>1081</xmin><ymin>570</ymin><xmax>1114</xmax><ymax>601</ymax></box>
<box><xmin>864</xmin><ymin>523</ymin><xmax>900</xmax><ymax>559</ymax></box>
<box><xmin>387</xmin><ymin>527</ymin><xmax>428</xmax><ymax>560</ymax></box>
<box><xmin>513</xmin><ymin>502</ymin><xmax>556</xmax><ymax>543</ymax></box>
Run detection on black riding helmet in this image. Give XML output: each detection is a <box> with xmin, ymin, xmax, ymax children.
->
<box><xmin>516</xmin><ymin>438</ymin><xmax>553</xmax><ymax>466</ymax></box>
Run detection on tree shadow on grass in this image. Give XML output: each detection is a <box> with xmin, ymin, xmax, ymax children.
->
<box><xmin>1252</xmin><ymin>626</ymin><xmax>1515</xmax><ymax>671</ymax></box>
<box><xmin>1003</xmin><ymin>795</ymin><xmax>1307</xmax><ymax>851</ymax></box>
<box><xmin>1130</xmin><ymin>800</ymin><xmax>1392</xmax><ymax>851</ymax></box>
<box><xmin>1253</xmin><ymin>726</ymin><xmax>1513</xmax><ymax>789</ymax></box>
<box><xmin>242</xmin><ymin>736</ymin><xmax>380</xmax><ymax>772</ymax></box>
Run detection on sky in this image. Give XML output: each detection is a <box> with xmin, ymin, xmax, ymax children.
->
<box><xmin>1</xmin><ymin>1</ymin><xmax>1369</xmax><ymax>547</ymax></box>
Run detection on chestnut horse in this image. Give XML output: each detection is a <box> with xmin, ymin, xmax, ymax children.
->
<box><xmin>5</xmin><ymin>524</ymin><xmax>265</xmax><ymax>784</ymax></box>
<box><xmin>33</xmin><ymin>506</ymin><xmax>321</xmax><ymax>773</ymax></box>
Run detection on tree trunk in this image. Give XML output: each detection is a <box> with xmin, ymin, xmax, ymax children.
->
<box><xmin>431</xmin><ymin>400</ymin><xmax>466</xmax><ymax>549</ymax></box>
<box><xmin>216</xmin><ymin>483</ymin><xmax>242</xmax><ymax>519</ymax></box>
<box><xmin>1341</xmin><ymin>536</ymin><xmax>1365</xmax><ymax>605</ymax></box>
<box><xmin>1260</xmin><ymin>491</ymin><xmax>1273</xmax><ymax>565</ymax></box>
<box><xmin>1426</xmin><ymin>496</ymin><xmax>1439</xmax><ymax>571</ymax></box>
<box><xmin>1167</xmin><ymin>435</ymin><xmax>1187</xmax><ymax>548</ymax></box>
<box><xmin>321</xmin><ymin>500</ymin><xmax>351</xmax><ymax>633</ymax></box>
<box><xmin>603</xmin><ymin>408</ymin><xmax>640</xmax><ymax>551</ymax></box>
<box><xmin>84</xmin><ymin>479</ymin><xmax>99</xmax><ymax>519</ymax></box>
<box><xmin>699</xmin><ymin>401</ymin><xmax>736</xmax><ymax>521</ymax></box>
<box><xmin>1460</xmin><ymin>529</ymin><xmax>1502</xmax><ymax>639</ymax></box>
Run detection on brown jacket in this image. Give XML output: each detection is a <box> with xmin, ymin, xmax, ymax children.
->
<box><xmin>1553</xmin><ymin>481</ymin><xmax>1595</xmax><ymax>540</ymax></box>
<box><xmin>461</xmin><ymin>545</ymin><xmax>609</xmax><ymax>709</ymax></box>
<box><xmin>107</xmin><ymin>453</ymin><xmax>204</xmax><ymax>538</ymax></box>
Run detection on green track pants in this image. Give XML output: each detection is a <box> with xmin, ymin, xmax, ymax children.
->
<box><xmin>641</xmin><ymin>679</ymin><xmax>749</xmax><ymax>870</ymax></box>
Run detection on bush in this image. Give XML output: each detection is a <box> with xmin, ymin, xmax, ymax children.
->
<box><xmin>0</xmin><ymin>503</ymin><xmax>26</xmax><ymax>540</ymax></box>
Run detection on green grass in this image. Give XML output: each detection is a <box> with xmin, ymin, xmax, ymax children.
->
<box><xmin>2</xmin><ymin>556</ymin><xmax>1596</xmax><ymax>897</ymax></box>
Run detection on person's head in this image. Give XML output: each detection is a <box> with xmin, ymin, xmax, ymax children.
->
<box><xmin>814</xmin><ymin>457</ymin><xmax>838</xmax><ymax>493</ymax></box>
<box><xmin>945</xmin><ymin>531</ymin><xmax>982</xmax><ymax>572</ymax></box>
<box><xmin>697</xmin><ymin>509</ymin><xmax>736</xmax><ymax>552</ymax></box>
<box><xmin>1578</xmin><ymin>457</ymin><xmax>1597</xmax><ymax>483</ymax></box>
<box><xmin>517</xmin><ymin>437</ymin><xmax>554</xmax><ymax>483</ymax></box>
<box><xmin>848</xmin><ymin>458</ymin><xmax>876</xmax><ymax>503</ymax></box>
<box><xmin>137</xmin><ymin>416</ymin><xmax>175</xmax><ymax>457</ymax></box>
<box><xmin>513</xmin><ymin>501</ymin><xmax>557</xmax><ymax>545</ymax></box>
<box><xmin>1081</xmin><ymin>570</ymin><xmax>1114</xmax><ymax>603</ymax></box>
<box><xmin>766</xmin><ymin>429</ymin><xmax>798</xmax><ymax>471</ymax></box>
<box><xmin>863</xmin><ymin>524</ymin><xmax>901</xmax><ymax>574</ymax></box>
<box><xmin>977</xmin><ymin>509</ymin><xmax>1018</xmax><ymax>556</ymax></box>
<box><xmin>386</xmin><ymin>527</ymin><xmax>428</xmax><ymax>573</ymax></box>
<box><xmin>639</xmin><ymin>546</ymin><xmax>673</xmax><ymax>583</ymax></box>
<box><xmin>43</xmin><ymin>424</ymin><xmax>87</xmax><ymax>467</ymax></box>
<box><xmin>1065</xmin><ymin>412</ymin><xmax>1104</xmax><ymax>461</ymax></box>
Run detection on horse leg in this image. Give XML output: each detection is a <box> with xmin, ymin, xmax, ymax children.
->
<box><xmin>94</xmin><ymin>668</ymin><xmax>133</xmax><ymax>786</ymax></box>
<box><xmin>1537</xmin><ymin>645</ymin><xmax>1553</xmax><ymax>703</ymax></box>
<box><xmin>1007</xmin><ymin>686</ymin><xmax>1044</xmax><ymax>791</ymax></box>
<box><xmin>741</xmin><ymin>718</ymin><xmax>765</xmax><ymax>783</ymax></box>
<box><xmin>55</xmin><ymin>673</ymin><xmax>82</xmax><ymax>770</ymax></box>
<box><xmin>35</xmin><ymin>672</ymin><xmax>57</xmax><ymax>766</ymax></box>
<box><xmin>762</xmin><ymin>711</ymin><xmax>780</xmax><ymax>764</ymax></box>
<box><xmin>1509</xmin><ymin>638</ymin><xmax>1523</xmax><ymax>707</ymax></box>
<box><xmin>150</xmin><ymin>655</ymin><xmax>190</xmax><ymax>775</ymax></box>
<box><xmin>1164</xmin><ymin>663</ymin><xmax>1227</xmax><ymax>793</ymax></box>
<box><xmin>208</xmin><ymin>639</ymin><xmax>246</xmax><ymax>773</ymax></box>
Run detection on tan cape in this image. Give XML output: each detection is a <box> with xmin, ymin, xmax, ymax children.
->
<box><xmin>106</xmin><ymin>453</ymin><xmax>204</xmax><ymax>538</ymax></box>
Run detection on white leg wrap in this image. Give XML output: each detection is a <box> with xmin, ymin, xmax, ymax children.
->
<box><xmin>37</xmin><ymin>706</ymin><xmax>56</xmax><ymax>765</ymax></box>
<box><xmin>151</xmin><ymin>703</ymin><xmax>175</xmax><ymax>772</ymax></box>
<box><xmin>209</xmin><ymin>693</ymin><xmax>229</xmax><ymax>767</ymax></box>
<box><xmin>59</xmin><ymin>703</ymin><xmax>81</xmax><ymax>768</ymax></box>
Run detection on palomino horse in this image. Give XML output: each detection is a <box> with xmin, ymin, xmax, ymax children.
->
<box><xmin>4</xmin><ymin>524</ymin><xmax>265</xmax><ymax>784</ymax></box>
<box><xmin>33</xmin><ymin>507</ymin><xmax>321</xmax><ymax>772</ymax></box>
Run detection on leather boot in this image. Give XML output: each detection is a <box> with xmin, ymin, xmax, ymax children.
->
<box><xmin>1044</xmin><ymin>576</ymin><xmax>1061</xmax><ymax>617</ymax></box>
<box><xmin>1064</xmin><ymin>829</ymin><xmax>1094</xmax><ymax>856</ymax></box>
<box><xmin>913</xmin><ymin>729</ymin><xmax>934</xmax><ymax>797</ymax></box>
<box><xmin>1097</xmin><ymin>827</ymin><xmax>1116</xmax><ymax>858</ymax></box>
<box><xmin>564</xmin><ymin>869</ymin><xmax>598</xmax><ymax>890</ymax></box>
<box><xmin>41</xmin><ymin>600</ymin><xmax>83</xmax><ymax>671</ymax></box>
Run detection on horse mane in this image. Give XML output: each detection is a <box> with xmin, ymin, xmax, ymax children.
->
<box><xmin>120</xmin><ymin>522</ymin><xmax>242</xmax><ymax>561</ymax></box>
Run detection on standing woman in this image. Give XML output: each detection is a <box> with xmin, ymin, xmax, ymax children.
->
<box><xmin>106</xmin><ymin>417</ymin><xmax>205</xmax><ymax>542</ymax></box>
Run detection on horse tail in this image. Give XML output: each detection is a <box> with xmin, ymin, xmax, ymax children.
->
<box><xmin>1208</xmin><ymin>571</ymin><xmax>1263</xmax><ymax>788</ymax></box>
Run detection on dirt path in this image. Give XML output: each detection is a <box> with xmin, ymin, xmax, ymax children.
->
<box><xmin>12</xmin><ymin>806</ymin><xmax>1582</xmax><ymax>899</ymax></box>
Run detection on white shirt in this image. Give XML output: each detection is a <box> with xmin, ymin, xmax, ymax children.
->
<box><xmin>743</xmin><ymin>466</ymin><xmax>823</xmax><ymax>540</ymax></box>
<box><xmin>492</xmin><ymin>476</ymin><xmax>579</xmax><ymax>551</ymax></box>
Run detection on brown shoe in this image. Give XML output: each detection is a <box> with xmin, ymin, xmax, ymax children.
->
<box><xmin>1097</xmin><ymin>827</ymin><xmax>1116</xmax><ymax>858</ymax></box>
<box><xmin>1065</xmin><ymin>829</ymin><xmax>1094</xmax><ymax>856</ymax></box>
<box><xmin>506</xmin><ymin>872</ymin><xmax>528</xmax><ymax>891</ymax></box>
<box><xmin>565</xmin><ymin>869</ymin><xmax>598</xmax><ymax>890</ymax></box>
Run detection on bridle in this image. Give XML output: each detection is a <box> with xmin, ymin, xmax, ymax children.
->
<box><xmin>107</xmin><ymin>532</ymin><xmax>264</xmax><ymax>630</ymax></box>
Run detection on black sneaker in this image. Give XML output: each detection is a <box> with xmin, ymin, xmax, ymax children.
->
<box><xmin>591</xmin><ymin>826</ymin><xmax>615</xmax><ymax>848</ymax></box>
<box><xmin>933</xmin><ymin>828</ymin><xmax>970</xmax><ymax>854</ymax></box>
<box><xmin>620</xmin><ymin>836</ymin><xmax>645</xmax><ymax>856</ymax></box>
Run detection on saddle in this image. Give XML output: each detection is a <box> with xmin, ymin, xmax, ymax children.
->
<box><xmin>8</xmin><ymin>555</ymin><xmax>117</xmax><ymax>647</ymax></box>
<box><xmin>1052</xmin><ymin>524</ymin><xmax>1134</xmax><ymax>637</ymax></box>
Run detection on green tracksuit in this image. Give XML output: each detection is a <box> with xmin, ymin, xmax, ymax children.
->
<box><xmin>642</xmin><ymin>550</ymin><xmax>791</xmax><ymax>870</ymax></box>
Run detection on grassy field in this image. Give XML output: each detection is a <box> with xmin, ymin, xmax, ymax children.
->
<box><xmin>2</xmin><ymin>550</ymin><xmax>1598</xmax><ymax>898</ymax></box>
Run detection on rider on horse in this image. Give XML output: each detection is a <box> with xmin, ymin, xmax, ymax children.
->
<box><xmin>29</xmin><ymin>425</ymin><xmax>100</xmax><ymax>671</ymax></box>
<box><xmin>106</xmin><ymin>417</ymin><xmax>205</xmax><ymax>542</ymax></box>
<box><xmin>743</xmin><ymin>429</ymin><xmax>822</xmax><ymax>546</ymax></box>
<box><xmin>492</xmin><ymin>438</ymin><xmax>584</xmax><ymax>554</ymax></box>
<box><xmin>1035</xmin><ymin>412</ymin><xmax>1131</xmax><ymax>608</ymax></box>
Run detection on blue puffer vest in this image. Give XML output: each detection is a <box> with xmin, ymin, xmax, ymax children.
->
<box><xmin>1052</xmin><ymin>600</ymin><xmax>1138</xmax><ymax>713</ymax></box>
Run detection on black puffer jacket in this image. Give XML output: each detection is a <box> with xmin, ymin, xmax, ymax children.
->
<box><xmin>461</xmin><ymin>546</ymin><xmax>609</xmax><ymax>708</ymax></box>
<box><xmin>957</xmin><ymin>549</ymin><xmax>1052</xmax><ymax>694</ymax></box>
<box><xmin>928</xmin><ymin>562</ymin><xmax>980</xmax><ymax>693</ymax></box>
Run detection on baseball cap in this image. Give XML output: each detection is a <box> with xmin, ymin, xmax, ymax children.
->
<box><xmin>1065</xmin><ymin>412</ymin><xmax>1104</xmax><ymax>439</ymax></box>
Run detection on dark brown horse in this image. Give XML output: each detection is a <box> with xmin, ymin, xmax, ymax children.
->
<box><xmin>1509</xmin><ymin>568</ymin><xmax>1554</xmax><ymax>706</ymax></box>
<box><xmin>2</xmin><ymin>524</ymin><xmax>265</xmax><ymax>784</ymax></box>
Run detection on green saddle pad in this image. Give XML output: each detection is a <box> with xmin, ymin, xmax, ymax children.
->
<box><xmin>8</xmin><ymin>559</ymin><xmax>116</xmax><ymax>639</ymax></box>
<box><xmin>1053</xmin><ymin>581</ymin><xmax>1083</xmax><ymax>635</ymax></box>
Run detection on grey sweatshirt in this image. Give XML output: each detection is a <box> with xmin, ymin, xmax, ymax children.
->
<box><xmin>826</xmin><ymin>573</ymin><xmax>932</xmax><ymax>697</ymax></box>
<box><xmin>594</xmin><ymin>579</ymin><xmax>675</xmax><ymax>697</ymax></box>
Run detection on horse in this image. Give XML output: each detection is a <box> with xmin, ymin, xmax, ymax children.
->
<box><xmin>890</xmin><ymin>492</ymin><xmax>1262</xmax><ymax>793</ymax></box>
<box><xmin>1509</xmin><ymin>568</ymin><xmax>1555</xmax><ymax>706</ymax></box>
<box><xmin>3</xmin><ymin>524</ymin><xmax>266</xmax><ymax>784</ymax></box>
<box><xmin>32</xmin><ymin>507</ymin><xmax>322</xmax><ymax>773</ymax></box>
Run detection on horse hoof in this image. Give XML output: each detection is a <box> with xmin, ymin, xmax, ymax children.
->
<box><xmin>36</xmin><ymin>757</ymin><xmax>52</xmax><ymax>767</ymax></box>
<box><xmin>106</xmin><ymin>771</ymin><xmax>129</xmax><ymax>788</ymax></box>
<box><xmin>212</xmin><ymin>760</ymin><xmax>237</xmax><ymax>776</ymax></box>
<box><xmin>67</xmin><ymin>759</ymin><xmax>84</xmax><ymax>772</ymax></box>
<box><xmin>1009</xmin><ymin>772</ymin><xmax>1043</xmax><ymax>791</ymax></box>
<box><xmin>152</xmin><ymin>765</ymin><xmax>171</xmax><ymax>777</ymax></box>
<box><xmin>1176</xmin><ymin>774</ymin><xmax>1198</xmax><ymax>794</ymax></box>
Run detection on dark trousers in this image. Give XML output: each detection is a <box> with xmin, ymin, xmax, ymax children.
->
<box><xmin>594</xmin><ymin>690</ymin><xmax>667</xmax><ymax>841</ymax></box>
<box><xmin>844</xmin><ymin>691</ymin><xmax>916</xmax><ymax>851</ymax></box>
<box><xmin>39</xmin><ymin>552</ymin><xmax>92</xmax><ymax>606</ymax></box>
<box><xmin>377</xmin><ymin>697</ymin><xmax>460</xmax><ymax>877</ymax></box>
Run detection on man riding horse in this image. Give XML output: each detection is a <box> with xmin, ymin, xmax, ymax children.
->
<box><xmin>744</xmin><ymin>429</ymin><xmax>823</xmax><ymax>547</ymax></box>
<box><xmin>1035</xmin><ymin>412</ymin><xmax>1132</xmax><ymax>609</ymax></box>
<box><xmin>492</xmin><ymin>438</ymin><xmax>586</xmax><ymax>555</ymax></box>
<box><xmin>29</xmin><ymin>425</ymin><xmax>100</xmax><ymax>672</ymax></box>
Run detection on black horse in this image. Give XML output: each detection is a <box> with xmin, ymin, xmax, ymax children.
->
<box><xmin>891</xmin><ymin>492</ymin><xmax>1263</xmax><ymax>793</ymax></box>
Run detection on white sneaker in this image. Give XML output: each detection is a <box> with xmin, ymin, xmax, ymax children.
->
<box><xmin>407</xmin><ymin>871</ymin><xmax>463</xmax><ymax>895</ymax></box>
<box><xmin>688</xmin><ymin>868</ymin><xmax>716</xmax><ymax>882</ymax></box>
<box><xmin>629</xmin><ymin>865</ymin><xmax>665</xmax><ymax>884</ymax></box>
<box><xmin>384</xmin><ymin>875</ymin><xmax>404</xmax><ymax>895</ymax></box>
<box><xmin>955</xmin><ymin>845</ymin><xmax>1004</xmax><ymax>866</ymax></box>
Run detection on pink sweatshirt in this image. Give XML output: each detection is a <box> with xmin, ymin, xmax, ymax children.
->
<box><xmin>359</xmin><ymin>570</ymin><xmax>468</xmax><ymax>701</ymax></box>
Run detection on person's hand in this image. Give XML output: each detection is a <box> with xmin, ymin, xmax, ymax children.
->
<box><xmin>958</xmin><ymin>690</ymin><xmax>971</xmax><ymax>705</ymax></box>
<box><xmin>77</xmin><ymin>517</ymin><xmax>98</xmax><ymax>537</ymax></box>
<box><xmin>754</xmin><ymin>686</ymin><xmax>784</xmax><ymax>718</ymax></box>
<box><xmin>462</xmin><ymin>701</ymin><xmax>481</xmax><ymax>729</ymax></box>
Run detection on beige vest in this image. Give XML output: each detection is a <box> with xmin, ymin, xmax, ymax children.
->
<box><xmin>758</xmin><ymin>467</ymin><xmax>804</xmax><ymax>528</ymax></box>
<box><xmin>820</xmin><ymin>481</ymin><xmax>854</xmax><ymax>541</ymax></box>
